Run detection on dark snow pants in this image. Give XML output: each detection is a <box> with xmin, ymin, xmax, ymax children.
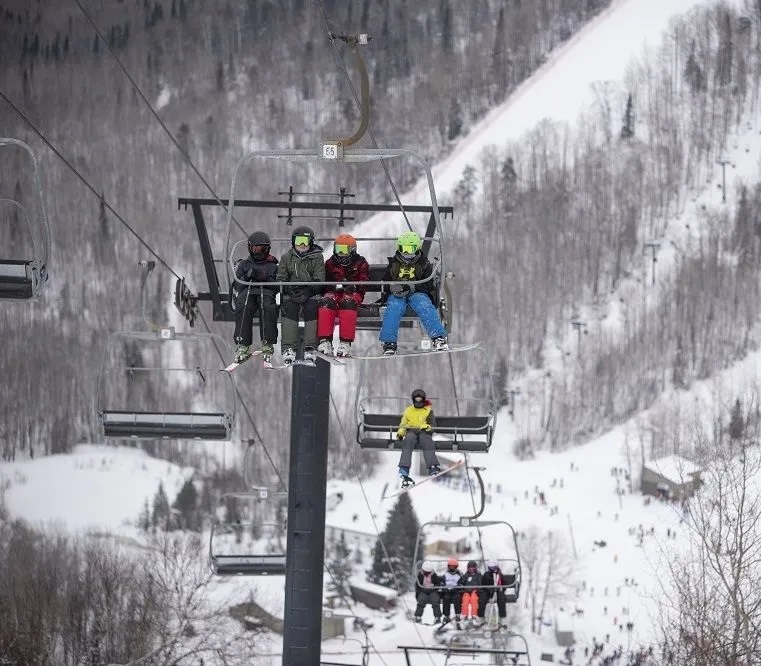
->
<box><xmin>398</xmin><ymin>429</ymin><xmax>439</xmax><ymax>469</ymax></box>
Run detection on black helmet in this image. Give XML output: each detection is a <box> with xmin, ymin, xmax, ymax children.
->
<box><xmin>411</xmin><ymin>389</ymin><xmax>426</xmax><ymax>405</ymax></box>
<box><xmin>247</xmin><ymin>231</ymin><xmax>271</xmax><ymax>260</ymax></box>
<box><xmin>467</xmin><ymin>560</ymin><xmax>477</xmax><ymax>570</ymax></box>
<box><xmin>291</xmin><ymin>226</ymin><xmax>315</xmax><ymax>253</ymax></box>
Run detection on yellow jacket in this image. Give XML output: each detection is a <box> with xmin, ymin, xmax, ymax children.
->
<box><xmin>397</xmin><ymin>402</ymin><xmax>435</xmax><ymax>438</ymax></box>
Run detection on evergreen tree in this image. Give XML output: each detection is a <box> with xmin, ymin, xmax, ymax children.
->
<box><xmin>172</xmin><ymin>478</ymin><xmax>199</xmax><ymax>531</ymax></box>
<box><xmin>326</xmin><ymin>533</ymin><xmax>353</xmax><ymax>604</ymax></box>
<box><xmin>495</xmin><ymin>357</ymin><xmax>509</xmax><ymax>408</ymax></box>
<box><xmin>138</xmin><ymin>498</ymin><xmax>151</xmax><ymax>531</ymax></box>
<box><xmin>729</xmin><ymin>398</ymin><xmax>745</xmax><ymax>441</ymax></box>
<box><xmin>447</xmin><ymin>98</ymin><xmax>463</xmax><ymax>141</ymax></box>
<box><xmin>620</xmin><ymin>94</ymin><xmax>634</xmax><ymax>140</ymax></box>
<box><xmin>366</xmin><ymin>494</ymin><xmax>421</xmax><ymax>593</ymax></box>
<box><xmin>151</xmin><ymin>481</ymin><xmax>171</xmax><ymax>530</ymax></box>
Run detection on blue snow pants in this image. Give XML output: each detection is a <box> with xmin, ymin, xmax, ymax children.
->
<box><xmin>379</xmin><ymin>292</ymin><xmax>446</xmax><ymax>343</ymax></box>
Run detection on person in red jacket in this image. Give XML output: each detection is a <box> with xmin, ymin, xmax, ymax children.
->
<box><xmin>316</xmin><ymin>233</ymin><xmax>370</xmax><ymax>357</ymax></box>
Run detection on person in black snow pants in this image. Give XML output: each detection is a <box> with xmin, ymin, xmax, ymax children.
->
<box><xmin>232</xmin><ymin>231</ymin><xmax>279</xmax><ymax>364</ymax></box>
<box><xmin>414</xmin><ymin>560</ymin><xmax>443</xmax><ymax>623</ymax></box>
<box><xmin>478</xmin><ymin>560</ymin><xmax>513</xmax><ymax>628</ymax></box>
<box><xmin>440</xmin><ymin>557</ymin><xmax>463</xmax><ymax>625</ymax></box>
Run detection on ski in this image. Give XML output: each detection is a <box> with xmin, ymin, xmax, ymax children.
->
<box><xmin>382</xmin><ymin>460</ymin><xmax>464</xmax><ymax>499</ymax></box>
<box><xmin>349</xmin><ymin>342</ymin><xmax>480</xmax><ymax>360</ymax></box>
<box><xmin>314</xmin><ymin>351</ymin><xmax>346</xmax><ymax>366</ymax></box>
<box><xmin>265</xmin><ymin>359</ymin><xmax>317</xmax><ymax>370</ymax></box>
<box><xmin>222</xmin><ymin>350</ymin><xmax>263</xmax><ymax>373</ymax></box>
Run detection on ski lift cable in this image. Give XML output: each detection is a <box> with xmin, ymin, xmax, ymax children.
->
<box><xmin>0</xmin><ymin>90</ymin><xmax>180</xmax><ymax>280</ymax></box>
<box><xmin>315</xmin><ymin>0</ymin><xmax>415</xmax><ymax>234</ymax></box>
<box><xmin>0</xmin><ymin>90</ymin><xmax>286</xmax><ymax>492</ymax></box>
<box><xmin>328</xmin><ymin>390</ymin><xmax>438</xmax><ymax>666</ymax></box>
<box><xmin>72</xmin><ymin>0</ymin><xmax>247</xmax><ymax>238</ymax></box>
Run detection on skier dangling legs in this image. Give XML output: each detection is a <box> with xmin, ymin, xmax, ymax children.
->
<box><xmin>379</xmin><ymin>231</ymin><xmax>448</xmax><ymax>356</ymax></box>
<box><xmin>396</xmin><ymin>388</ymin><xmax>441</xmax><ymax>486</ymax></box>
<box><xmin>276</xmin><ymin>226</ymin><xmax>325</xmax><ymax>365</ymax></box>
<box><xmin>232</xmin><ymin>231</ymin><xmax>279</xmax><ymax>364</ymax></box>
<box><xmin>317</xmin><ymin>234</ymin><xmax>369</xmax><ymax>357</ymax></box>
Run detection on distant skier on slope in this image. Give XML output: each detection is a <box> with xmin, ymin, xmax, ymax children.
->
<box><xmin>397</xmin><ymin>388</ymin><xmax>441</xmax><ymax>486</ymax></box>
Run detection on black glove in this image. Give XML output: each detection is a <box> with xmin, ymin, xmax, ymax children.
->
<box><xmin>396</xmin><ymin>432</ymin><xmax>404</xmax><ymax>440</ymax></box>
<box><xmin>390</xmin><ymin>282</ymin><xmax>408</xmax><ymax>295</ymax></box>
<box><xmin>289</xmin><ymin>286</ymin><xmax>307</xmax><ymax>304</ymax></box>
<box><xmin>343</xmin><ymin>284</ymin><xmax>357</xmax><ymax>294</ymax></box>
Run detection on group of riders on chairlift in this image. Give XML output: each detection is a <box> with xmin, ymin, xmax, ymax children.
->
<box><xmin>232</xmin><ymin>227</ymin><xmax>449</xmax><ymax>366</ymax></box>
<box><xmin>414</xmin><ymin>558</ymin><xmax>517</xmax><ymax>630</ymax></box>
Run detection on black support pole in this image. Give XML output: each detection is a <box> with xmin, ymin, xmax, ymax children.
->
<box><xmin>283</xmin><ymin>360</ymin><xmax>331</xmax><ymax>665</ymax></box>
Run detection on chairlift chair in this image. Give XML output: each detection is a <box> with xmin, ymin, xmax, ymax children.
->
<box><xmin>209</xmin><ymin>487</ymin><xmax>288</xmax><ymax>576</ymax></box>
<box><xmin>177</xmin><ymin>146</ymin><xmax>455</xmax><ymax>332</ymax></box>
<box><xmin>412</xmin><ymin>520</ymin><xmax>522</xmax><ymax>604</ymax></box>
<box><xmin>0</xmin><ymin>139</ymin><xmax>51</xmax><ymax>300</ymax></box>
<box><xmin>355</xmin><ymin>346</ymin><xmax>497</xmax><ymax>452</ymax></box>
<box><xmin>96</xmin><ymin>328</ymin><xmax>236</xmax><ymax>440</ymax></box>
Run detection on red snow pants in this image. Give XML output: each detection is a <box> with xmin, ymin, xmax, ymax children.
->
<box><xmin>317</xmin><ymin>292</ymin><xmax>363</xmax><ymax>342</ymax></box>
<box><xmin>461</xmin><ymin>591</ymin><xmax>479</xmax><ymax>618</ymax></box>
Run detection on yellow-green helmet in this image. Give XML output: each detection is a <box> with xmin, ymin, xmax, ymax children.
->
<box><xmin>397</xmin><ymin>231</ymin><xmax>422</xmax><ymax>263</ymax></box>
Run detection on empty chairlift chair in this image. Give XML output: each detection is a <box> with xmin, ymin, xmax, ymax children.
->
<box><xmin>209</xmin><ymin>488</ymin><xmax>288</xmax><ymax>576</ymax></box>
<box><xmin>0</xmin><ymin>139</ymin><xmax>51</xmax><ymax>301</ymax></box>
<box><xmin>96</xmin><ymin>328</ymin><xmax>236</xmax><ymax>441</ymax></box>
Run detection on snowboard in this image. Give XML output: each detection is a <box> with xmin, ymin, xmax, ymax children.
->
<box><xmin>348</xmin><ymin>342</ymin><xmax>480</xmax><ymax>360</ymax></box>
<box><xmin>382</xmin><ymin>460</ymin><xmax>464</xmax><ymax>499</ymax></box>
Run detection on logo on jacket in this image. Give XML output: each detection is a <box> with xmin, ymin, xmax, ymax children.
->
<box><xmin>399</xmin><ymin>267</ymin><xmax>416</xmax><ymax>279</ymax></box>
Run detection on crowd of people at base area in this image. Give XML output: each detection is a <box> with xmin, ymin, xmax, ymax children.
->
<box><xmin>562</xmin><ymin>641</ymin><xmax>658</xmax><ymax>666</ymax></box>
<box><xmin>231</xmin><ymin>228</ymin><xmax>448</xmax><ymax>366</ymax></box>
<box><xmin>413</xmin><ymin>559</ymin><xmax>518</xmax><ymax>628</ymax></box>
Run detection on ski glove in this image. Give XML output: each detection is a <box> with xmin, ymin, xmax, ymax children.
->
<box><xmin>390</xmin><ymin>282</ymin><xmax>409</xmax><ymax>295</ymax></box>
<box><xmin>396</xmin><ymin>430</ymin><xmax>405</xmax><ymax>439</ymax></box>
<box><xmin>288</xmin><ymin>286</ymin><xmax>312</xmax><ymax>303</ymax></box>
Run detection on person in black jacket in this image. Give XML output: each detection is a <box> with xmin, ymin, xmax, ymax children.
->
<box><xmin>477</xmin><ymin>560</ymin><xmax>513</xmax><ymax>628</ymax></box>
<box><xmin>232</xmin><ymin>231</ymin><xmax>279</xmax><ymax>364</ymax></box>
<box><xmin>414</xmin><ymin>561</ymin><xmax>443</xmax><ymax>623</ymax></box>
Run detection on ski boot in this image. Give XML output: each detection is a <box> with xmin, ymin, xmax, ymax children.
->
<box><xmin>234</xmin><ymin>344</ymin><xmax>252</xmax><ymax>364</ymax></box>
<box><xmin>260</xmin><ymin>341</ymin><xmax>274</xmax><ymax>365</ymax></box>
<box><xmin>303</xmin><ymin>347</ymin><xmax>317</xmax><ymax>365</ymax></box>
<box><xmin>317</xmin><ymin>339</ymin><xmax>333</xmax><ymax>355</ymax></box>
<box><xmin>282</xmin><ymin>347</ymin><xmax>296</xmax><ymax>366</ymax></box>
<box><xmin>336</xmin><ymin>341</ymin><xmax>352</xmax><ymax>357</ymax></box>
<box><xmin>382</xmin><ymin>341</ymin><xmax>397</xmax><ymax>356</ymax></box>
<box><xmin>455</xmin><ymin>614</ymin><xmax>462</xmax><ymax>630</ymax></box>
<box><xmin>399</xmin><ymin>466</ymin><xmax>415</xmax><ymax>488</ymax></box>
<box><xmin>428</xmin><ymin>465</ymin><xmax>442</xmax><ymax>476</ymax></box>
<box><xmin>432</xmin><ymin>336</ymin><xmax>449</xmax><ymax>351</ymax></box>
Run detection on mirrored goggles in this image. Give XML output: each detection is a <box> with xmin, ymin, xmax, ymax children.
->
<box><xmin>294</xmin><ymin>235</ymin><xmax>311</xmax><ymax>246</ymax></box>
<box><xmin>399</xmin><ymin>244</ymin><xmax>419</xmax><ymax>254</ymax></box>
<box><xmin>250</xmin><ymin>244</ymin><xmax>268</xmax><ymax>254</ymax></box>
<box><xmin>334</xmin><ymin>244</ymin><xmax>352</xmax><ymax>255</ymax></box>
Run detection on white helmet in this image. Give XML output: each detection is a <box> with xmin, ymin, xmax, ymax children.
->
<box><xmin>422</xmin><ymin>560</ymin><xmax>434</xmax><ymax>573</ymax></box>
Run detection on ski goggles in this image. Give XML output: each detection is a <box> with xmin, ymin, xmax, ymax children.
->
<box><xmin>399</xmin><ymin>244</ymin><xmax>419</xmax><ymax>254</ymax></box>
<box><xmin>293</xmin><ymin>235</ymin><xmax>311</xmax><ymax>246</ymax></box>
<box><xmin>249</xmin><ymin>244</ymin><xmax>268</xmax><ymax>254</ymax></box>
<box><xmin>334</xmin><ymin>244</ymin><xmax>352</xmax><ymax>255</ymax></box>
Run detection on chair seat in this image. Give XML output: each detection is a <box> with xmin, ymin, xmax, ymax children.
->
<box><xmin>101</xmin><ymin>411</ymin><xmax>231</xmax><ymax>440</ymax></box>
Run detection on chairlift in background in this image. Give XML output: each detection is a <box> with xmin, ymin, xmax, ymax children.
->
<box><xmin>354</xmin><ymin>345</ymin><xmax>497</xmax><ymax>452</ymax></box>
<box><xmin>0</xmin><ymin>138</ymin><xmax>51</xmax><ymax>300</ymax></box>
<box><xmin>209</xmin><ymin>487</ymin><xmax>288</xmax><ymax>576</ymax></box>
<box><xmin>95</xmin><ymin>261</ymin><xmax>236</xmax><ymax>440</ymax></box>
<box><xmin>412</xmin><ymin>519</ymin><xmax>522</xmax><ymax>604</ymax></box>
<box><xmin>95</xmin><ymin>326</ymin><xmax>236</xmax><ymax>440</ymax></box>
<box><xmin>399</xmin><ymin>638</ymin><xmax>532</xmax><ymax>666</ymax></box>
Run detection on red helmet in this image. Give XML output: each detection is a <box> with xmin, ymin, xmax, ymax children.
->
<box><xmin>447</xmin><ymin>558</ymin><xmax>458</xmax><ymax>568</ymax></box>
<box><xmin>333</xmin><ymin>233</ymin><xmax>357</xmax><ymax>266</ymax></box>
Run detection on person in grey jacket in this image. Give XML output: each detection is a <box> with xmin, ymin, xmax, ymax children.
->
<box><xmin>276</xmin><ymin>226</ymin><xmax>325</xmax><ymax>365</ymax></box>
